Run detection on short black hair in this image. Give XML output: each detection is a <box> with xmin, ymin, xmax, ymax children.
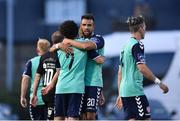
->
<box><xmin>127</xmin><ymin>15</ymin><xmax>145</xmax><ymax>32</ymax></box>
<box><xmin>51</xmin><ymin>31</ymin><xmax>64</xmax><ymax>44</ymax></box>
<box><xmin>59</xmin><ymin>20</ymin><xmax>79</xmax><ymax>39</ymax></box>
<box><xmin>81</xmin><ymin>13</ymin><xmax>95</xmax><ymax>21</ymax></box>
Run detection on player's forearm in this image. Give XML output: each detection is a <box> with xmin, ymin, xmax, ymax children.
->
<box><xmin>69</xmin><ymin>39</ymin><xmax>96</xmax><ymax>50</ymax></box>
<box><xmin>32</xmin><ymin>74</ymin><xmax>41</xmax><ymax>96</ymax></box>
<box><xmin>51</xmin><ymin>71</ymin><xmax>59</xmax><ymax>87</ymax></box>
<box><xmin>137</xmin><ymin>64</ymin><xmax>155</xmax><ymax>82</ymax></box>
<box><xmin>50</xmin><ymin>44</ymin><xmax>58</xmax><ymax>52</ymax></box>
<box><xmin>21</xmin><ymin>76</ymin><xmax>29</xmax><ymax>98</ymax></box>
<box><xmin>50</xmin><ymin>69</ymin><xmax>60</xmax><ymax>88</ymax></box>
<box><xmin>117</xmin><ymin>67</ymin><xmax>122</xmax><ymax>96</ymax></box>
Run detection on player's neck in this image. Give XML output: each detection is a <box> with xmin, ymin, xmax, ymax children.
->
<box><xmin>132</xmin><ymin>33</ymin><xmax>141</xmax><ymax>41</ymax></box>
<box><xmin>39</xmin><ymin>50</ymin><xmax>48</xmax><ymax>56</ymax></box>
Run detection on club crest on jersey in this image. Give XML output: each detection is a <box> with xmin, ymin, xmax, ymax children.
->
<box><xmin>43</xmin><ymin>63</ymin><xmax>46</xmax><ymax>68</ymax></box>
<box><xmin>146</xmin><ymin>106</ymin><xmax>151</xmax><ymax>113</ymax></box>
<box><xmin>95</xmin><ymin>34</ymin><xmax>101</xmax><ymax>37</ymax></box>
<box><xmin>137</xmin><ymin>53</ymin><xmax>145</xmax><ymax>62</ymax></box>
<box><xmin>91</xmin><ymin>37</ymin><xmax>98</xmax><ymax>43</ymax></box>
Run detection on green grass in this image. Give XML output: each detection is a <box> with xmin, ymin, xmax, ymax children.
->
<box><xmin>0</xmin><ymin>80</ymin><xmax>21</xmax><ymax>119</ymax></box>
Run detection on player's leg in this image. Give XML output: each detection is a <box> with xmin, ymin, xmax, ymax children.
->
<box><xmin>80</xmin><ymin>113</ymin><xmax>87</xmax><ymax>120</ymax></box>
<box><xmin>135</xmin><ymin>95</ymin><xmax>151</xmax><ymax>120</ymax></box>
<box><xmin>54</xmin><ymin>116</ymin><xmax>65</xmax><ymax>121</ymax></box>
<box><xmin>121</xmin><ymin>96</ymin><xmax>136</xmax><ymax>120</ymax></box>
<box><xmin>47</xmin><ymin>93</ymin><xmax>55</xmax><ymax>120</ymax></box>
<box><xmin>86</xmin><ymin>112</ymin><xmax>96</xmax><ymax>120</ymax></box>
<box><xmin>67</xmin><ymin>93</ymin><xmax>84</xmax><ymax>120</ymax></box>
<box><xmin>54</xmin><ymin>94</ymin><xmax>67</xmax><ymax>120</ymax></box>
<box><xmin>47</xmin><ymin>104</ymin><xmax>54</xmax><ymax>120</ymax></box>
<box><xmin>80</xmin><ymin>88</ymin><xmax>87</xmax><ymax>120</ymax></box>
<box><xmin>121</xmin><ymin>95</ymin><xmax>151</xmax><ymax>120</ymax></box>
<box><xmin>84</xmin><ymin>86</ymin><xmax>102</xmax><ymax>120</ymax></box>
<box><xmin>29</xmin><ymin>104</ymin><xmax>47</xmax><ymax>120</ymax></box>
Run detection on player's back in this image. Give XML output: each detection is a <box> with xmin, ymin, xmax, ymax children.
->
<box><xmin>120</xmin><ymin>38</ymin><xmax>144</xmax><ymax>97</ymax></box>
<box><xmin>38</xmin><ymin>51</ymin><xmax>59</xmax><ymax>87</ymax></box>
<box><xmin>37</xmin><ymin>51</ymin><xmax>59</xmax><ymax>106</ymax></box>
<box><xmin>56</xmin><ymin>39</ymin><xmax>87</xmax><ymax>94</ymax></box>
<box><xmin>85</xmin><ymin>46</ymin><xmax>104</xmax><ymax>87</ymax></box>
<box><xmin>84</xmin><ymin>34</ymin><xmax>105</xmax><ymax>87</ymax></box>
<box><xmin>29</xmin><ymin>56</ymin><xmax>44</xmax><ymax>105</ymax></box>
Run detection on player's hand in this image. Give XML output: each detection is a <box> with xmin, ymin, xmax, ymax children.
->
<box><xmin>159</xmin><ymin>83</ymin><xmax>169</xmax><ymax>94</ymax></box>
<box><xmin>61</xmin><ymin>43</ymin><xmax>73</xmax><ymax>54</ymax></box>
<box><xmin>99</xmin><ymin>92</ymin><xmax>105</xmax><ymax>106</ymax></box>
<box><xmin>95</xmin><ymin>56</ymin><xmax>105</xmax><ymax>64</ymax></box>
<box><xmin>41</xmin><ymin>85</ymin><xmax>52</xmax><ymax>95</ymax></box>
<box><xmin>20</xmin><ymin>97</ymin><xmax>27</xmax><ymax>108</ymax></box>
<box><xmin>115</xmin><ymin>96</ymin><xmax>123</xmax><ymax>110</ymax></box>
<box><xmin>49</xmin><ymin>44</ymin><xmax>58</xmax><ymax>52</ymax></box>
<box><xmin>30</xmin><ymin>95</ymin><xmax>38</xmax><ymax>107</ymax></box>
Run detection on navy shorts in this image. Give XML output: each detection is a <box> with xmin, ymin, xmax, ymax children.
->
<box><xmin>29</xmin><ymin>104</ymin><xmax>47</xmax><ymax>120</ymax></box>
<box><xmin>82</xmin><ymin>86</ymin><xmax>102</xmax><ymax>113</ymax></box>
<box><xmin>42</xmin><ymin>88</ymin><xmax>55</xmax><ymax>120</ymax></box>
<box><xmin>122</xmin><ymin>95</ymin><xmax>151</xmax><ymax>120</ymax></box>
<box><xmin>42</xmin><ymin>88</ymin><xmax>55</xmax><ymax>107</ymax></box>
<box><xmin>55</xmin><ymin>93</ymin><xmax>84</xmax><ymax>118</ymax></box>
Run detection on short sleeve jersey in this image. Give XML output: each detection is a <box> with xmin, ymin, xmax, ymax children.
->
<box><xmin>119</xmin><ymin>37</ymin><xmax>145</xmax><ymax>97</ymax></box>
<box><xmin>84</xmin><ymin>34</ymin><xmax>105</xmax><ymax>87</ymax></box>
<box><xmin>23</xmin><ymin>56</ymin><xmax>44</xmax><ymax>105</ymax></box>
<box><xmin>37</xmin><ymin>51</ymin><xmax>60</xmax><ymax>87</ymax></box>
<box><xmin>55</xmin><ymin>38</ymin><xmax>87</xmax><ymax>94</ymax></box>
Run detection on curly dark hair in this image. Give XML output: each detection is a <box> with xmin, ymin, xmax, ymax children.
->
<box><xmin>59</xmin><ymin>20</ymin><xmax>79</xmax><ymax>39</ymax></box>
<box><xmin>126</xmin><ymin>15</ymin><xmax>145</xmax><ymax>32</ymax></box>
<box><xmin>51</xmin><ymin>31</ymin><xmax>64</xmax><ymax>44</ymax></box>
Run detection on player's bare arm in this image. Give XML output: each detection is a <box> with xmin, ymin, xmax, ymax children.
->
<box><xmin>137</xmin><ymin>63</ymin><xmax>169</xmax><ymax>93</ymax></box>
<box><xmin>31</xmin><ymin>73</ymin><xmax>41</xmax><ymax>107</ymax></box>
<box><xmin>20</xmin><ymin>75</ymin><xmax>30</xmax><ymax>108</ymax></box>
<box><xmin>63</xmin><ymin>38</ymin><xmax>97</xmax><ymax>50</ymax></box>
<box><xmin>49</xmin><ymin>42</ymin><xmax>73</xmax><ymax>54</ymax></box>
<box><xmin>115</xmin><ymin>67</ymin><xmax>123</xmax><ymax>110</ymax></box>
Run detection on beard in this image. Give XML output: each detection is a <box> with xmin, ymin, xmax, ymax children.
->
<box><xmin>79</xmin><ymin>28</ymin><xmax>93</xmax><ymax>38</ymax></box>
<box><xmin>82</xmin><ymin>31</ymin><xmax>92</xmax><ymax>38</ymax></box>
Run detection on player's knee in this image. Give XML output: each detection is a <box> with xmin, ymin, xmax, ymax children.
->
<box><xmin>86</xmin><ymin>112</ymin><xmax>96</xmax><ymax>120</ymax></box>
<box><xmin>80</xmin><ymin>113</ymin><xmax>87</xmax><ymax>120</ymax></box>
<box><xmin>54</xmin><ymin>116</ymin><xmax>64</xmax><ymax>120</ymax></box>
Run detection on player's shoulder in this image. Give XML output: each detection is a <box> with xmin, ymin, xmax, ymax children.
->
<box><xmin>132</xmin><ymin>41</ymin><xmax>144</xmax><ymax>51</ymax></box>
<box><xmin>25</xmin><ymin>57</ymin><xmax>37</xmax><ymax>68</ymax></box>
<box><xmin>31</xmin><ymin>55</ymin><xmax>41</xmax><ymax>61</ymax></box>
<box><xmin>24</xmin><ymin>59</ymin><xmax>31</xmax><ymax>68</ymax></box>
<box><xmin>41</xmin><ymin>51</ymin><xmax>51</xmax><ymax>58</ymax></box>
<box><xmin>41</xmin><ymin>51</ymin><xmax>57</xmax><ymax>61</ymax></box>
<box><xmin>91</xmin><ymin>33</ymin><xmax>105</xmax><ymax>44</ymax></box>
<box><xmin>92</xmin><ymin>33</ymin><xmax>104</xmax><ymax>39</ymax></box>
